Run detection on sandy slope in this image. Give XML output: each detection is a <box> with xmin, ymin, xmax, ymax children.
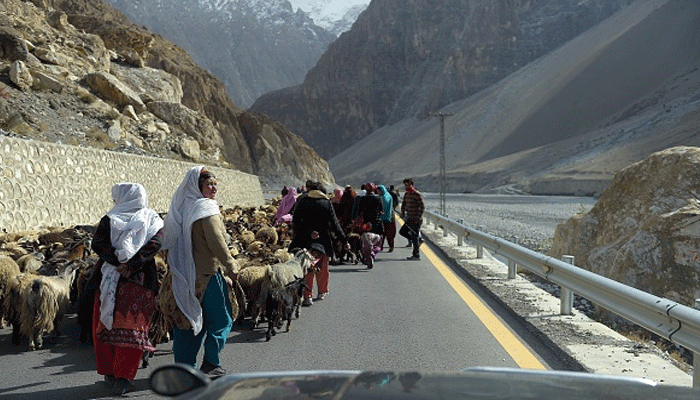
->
<box><xmin>329</xmin><ymin>0</ymin><xmax>700</xmax><ymax>195</ymax></box>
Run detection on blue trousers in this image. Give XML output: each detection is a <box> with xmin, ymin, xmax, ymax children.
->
<box><xmin>172</xmin><ymin>272</ymin><xmax>232</xmax><ymax>368</ymax></box>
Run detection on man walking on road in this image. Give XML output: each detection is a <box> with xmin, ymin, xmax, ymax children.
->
<box><xmin>400</xmin><ymin>178</ymin><xmax>425</xmax><ymax>260</ymax></box>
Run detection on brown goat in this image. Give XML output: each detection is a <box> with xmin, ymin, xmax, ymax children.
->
<box><xmin>237</xmin><ymin>265</ymin><xmax>273</xmax><ymax>328</ymax></box>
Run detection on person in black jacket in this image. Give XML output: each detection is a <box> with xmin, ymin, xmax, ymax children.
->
<box><xmin>288</xmin><ymin>181</ymin><xmax>349</xmax><ymax>306</ymax></box>
<box><xmin>388</xmin><ymin>185</ymin><xmax>400</xmax><ymax>212</ymax></box>
<box><xmin>356</xmin><ymin>183</ymin><xmax>384</xmax><ymax>269</ymax></box>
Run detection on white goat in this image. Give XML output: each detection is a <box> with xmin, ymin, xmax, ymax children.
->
<box><xmin>237</xmin><ymin>249</ymin><xmax>312</xmax><ymax>329</ymax></box>
<box><xmin>270</xmin><ymin>248</ymin><xmax>313</xmax><ymax>288</ymax></box>
<box><xmin>268</xmin><ymin>248</ymin><xmax>313</xmax><ymax>321</ymax></box>
<box><xmin>19</xmin><ymin>262</ymin><xmax>79</xmax><ymax>350</ymax></box>
<box><xmin>5</xmin><ymin>272</ymin><xmax>38</xmax><ymax>345</ymax></box>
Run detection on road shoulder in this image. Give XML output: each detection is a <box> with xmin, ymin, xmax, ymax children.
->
<box><xmin>419</xmin><ymin>221</ymin><xmax>693</xmax><ymax>387</ymax></box>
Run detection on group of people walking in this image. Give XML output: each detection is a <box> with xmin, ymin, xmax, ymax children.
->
<box><xmin>277</xmin><ymin>178</ymin><xmax>425</xmax><ymax>306</ymax></box>
<box><xmin>87</xmin><ymin>166</ymin><xmax>425</xmax><ymax>396</ymax></box>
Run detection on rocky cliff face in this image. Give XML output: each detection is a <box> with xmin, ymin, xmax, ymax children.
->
<box><xmin>0</xmin><ymin>0</ymin><xmax>332</xmax><ymax>188</ymax></box>
<box><xmin>102</xmin><ymin>0</ymin><xmax>336</xmax><ymax>108</ymax></box>
<box><xmin>251</xmin><ymin>0</ymin><xmax>633</xmax><ymax>159</ymax></box>
<box><xmin>549</xmin><ymin>147</ymin><xmax>700</xmax><ymax>307</ymax></box>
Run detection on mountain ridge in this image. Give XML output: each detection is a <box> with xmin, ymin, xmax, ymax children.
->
<box><xmin>288</xmin><ymin>0</ymin><xmax>369</xmax><ymax>36</ymax></box>
<box><xmin>103</xmin><ymin>0</ymin><xmax>336</xmax><ymax>108</ymax></box>
<box><xmin>328</xmin><ymin>0</ymin><xmax>700</xmax><ymax>195</ymax></box>
<box><xmin>251</xmin><ymin>0</ymin><xmax>636</xmax><ymax>160</ymax></box>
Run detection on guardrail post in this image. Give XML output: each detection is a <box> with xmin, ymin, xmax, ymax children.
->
<box><xmin>560</xmin><ymin>255</ymin><xmax>575</xmax><ymax>315</ymax></box>
<box><xmin>695</xmin><ymin>299</ymin><xmax>699</xmax><ymax>388</ymax></box>
<box><xmin>457</xmin><ymin>220</ymin><xmax>463</xmax><ymax>246</ymax></box>
<box><xmin>476</xmin><ymin>225</ymin><xmax>484</xmax><ymax>258</ymax></box>
<box><xmin>507</xmin><ymin>260</ymin><xmax>517</xmax><ymax>279</ymax></box>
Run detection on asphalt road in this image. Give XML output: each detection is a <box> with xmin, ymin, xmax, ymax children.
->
<box><xmin>0</xmin><ymin>195</ymin><xmax>590</xmax><ymax>399</ymax></box>
<box><xmin>0</xmin><ymin>246</ymin><xmax>571</xmax><ymax>399</ymax></box>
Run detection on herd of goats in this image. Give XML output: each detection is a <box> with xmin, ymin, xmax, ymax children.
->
<box><xmin>0</xmin><ymin>197</ymin><xmax>364</xmax><ymax>361</ymax></box>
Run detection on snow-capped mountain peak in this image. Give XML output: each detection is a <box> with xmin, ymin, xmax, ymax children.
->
<box><xmin>287</xmin><ymin>0</ymin><xmax>370</xmax><ymax>35</ymax></box>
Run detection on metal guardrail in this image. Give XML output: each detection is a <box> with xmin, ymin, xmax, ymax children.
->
<box><xmin>423</xmin><ymin>210</ymin><xmax>700</xmax><ymax>386</ymax></box>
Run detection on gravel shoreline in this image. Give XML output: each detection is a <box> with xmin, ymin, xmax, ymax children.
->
<box><xmin>422</xmin><ymin>193</ymin><xmax>598</xmax><ymax>313</ymax></box>
<box><xmin>422</xmin><ymin>193</ymin><xmax>596</xmax><ymax>252</ymax></box>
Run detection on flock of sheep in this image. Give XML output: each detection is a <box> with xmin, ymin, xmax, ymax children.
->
<box><xmin>0</xmin><ymin>197</ymin><xmax>317</xmax><ymax>358</ymax></box>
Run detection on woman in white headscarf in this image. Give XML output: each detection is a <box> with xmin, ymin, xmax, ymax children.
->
<box><xmin>90</xmin><ymin>183</ymin><xmax>164</xmax><ymax>396</ymax></box>
<box><xmin>161</xmin><ymin>166</ymin><xmax>238</xmax><ymax>378</ymax></box>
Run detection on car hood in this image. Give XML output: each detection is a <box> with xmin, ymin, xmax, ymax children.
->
<box><xmin>162</xmin><ymin>367</ymin><xmax>700</xmax><ymax>400</ymax></box>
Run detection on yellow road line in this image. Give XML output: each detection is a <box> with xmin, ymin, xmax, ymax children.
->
<box><xmin>397</xmin><ymin>218</ymin><xmax>546</xmax><ymax>370</ymax></box>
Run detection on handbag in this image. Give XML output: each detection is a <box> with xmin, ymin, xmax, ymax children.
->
<box><xmin>399</xmin><ymin>223</ymin><xmax>413</xmax><ymax>238</ymax></box>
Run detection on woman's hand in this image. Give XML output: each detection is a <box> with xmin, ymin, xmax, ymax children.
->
<box><xmin>116</xmin><ymin>263</ymin><xmax>131</xmax><ymax>278</ymax></box>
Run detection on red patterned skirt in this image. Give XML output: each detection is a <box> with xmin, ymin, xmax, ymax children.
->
<box><xmin>94</xmin><ymin>281</ymin><xmax>156</xmax><ymax>352</ymax></box>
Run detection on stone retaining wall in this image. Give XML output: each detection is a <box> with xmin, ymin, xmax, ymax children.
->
<box><xmin>0</xmin><ymin>136</ymin><xmax>264</xmax><ymax>232</ymax></box>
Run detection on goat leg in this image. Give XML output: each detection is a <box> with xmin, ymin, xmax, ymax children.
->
<box><xmin>11</xmin><ymin>321</ymin><xmax>20</xmax><ymax>345</ymax></box>
<box><xmin>266</xmin><ymin>323</ymin><xmax>275</xmax><ymax>341</ymax></box>
<box><xmin>30</xmin><ymin>329</ymin><xmax>42</xmax><ymax>351</ymax></box>
<box><xmin>252</xmin><ymin>309</ymin><xmax>260</xmax><ymax>329</ymax></box>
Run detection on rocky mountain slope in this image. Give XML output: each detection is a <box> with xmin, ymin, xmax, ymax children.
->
<box><xmin>251</xmin><ymin>0</ymin><xmax>635</xmax><ymax>159</ymax></box>
<box><xmin>103</xmin><ymin>0</ymin><xmax>336</xmax><ymax>108</ymax></box>
<box><xmin>0</xmin><ymin>0</ymin><xmax>332</xmax><ymax>188</ymax></box>
<box><xmin>550</xmin><ymin>146</ymin><xmax>700</xmax><ymax>308</ymax></box>
<box><xmin>328</xmin><ymin>0</ymin><xmax>700</xmax><ymax>195</ymax></box>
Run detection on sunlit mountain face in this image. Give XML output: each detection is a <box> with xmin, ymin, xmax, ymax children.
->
<box><xmin>287</xmin><ymin>0</ymin><xmax>370</xmax><ymax>35</ymax></box>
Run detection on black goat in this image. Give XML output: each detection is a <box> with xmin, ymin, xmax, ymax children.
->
<box><xmin>286</xmin><ymin>276</ymin><xmax>309</xmax><ymax>320</ymax></box>
<box><xmin>265</xmin><ymin>277</ymin><xmax>309</xmax><ymax>341</ymax></box>
<box><xmin>265</xmin><ymin>286</ymin><xmax>291</xmax><ymax>341</ymax></box>
<box><xmin>345</xmin><ymin>233</ymin><xmax>362</xmax><ymax>264</ymax></box>
<box><xmin>332</xmin><ymin>232</ymin><xmax>361</xmax><ymax>265</ymax></box>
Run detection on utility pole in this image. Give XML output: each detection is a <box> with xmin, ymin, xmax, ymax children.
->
<box><xmin>429</xmin><ymin>112</ymin><xmax>453</xmax><ymax>216</ymax></box>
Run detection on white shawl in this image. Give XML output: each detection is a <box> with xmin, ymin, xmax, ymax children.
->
<box><xmin>99</xmin><ymin>183</ymin><xmax>164</xmax><ymax>330</ymax></box>
<box><xmin>163</xmin><ymin>166</ymin><xmax>220</xmax><ymax>335</ymax></box>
